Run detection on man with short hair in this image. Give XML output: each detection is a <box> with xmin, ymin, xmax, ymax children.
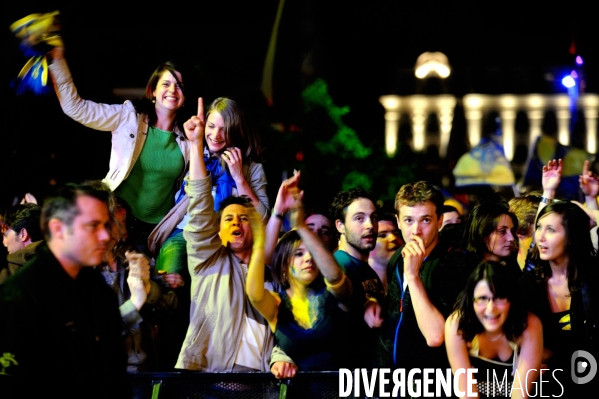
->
<box><xmin>330</xmin><ymin>188</ymin><xmax>385</xmax><ymax>368</ymax></box>
<box><xmin>378</xmin><ymin>181</ymin><xmax>470</xmax><ymax>385</ymax></box>
<box><xmin>0</xmin><ymin>183</ymin><xmax>129</xmax><ymax>398</ymax></box>
<box><xmin>0</xmin><ymin>203</ymin><xmax>44</xmax><ymax>283</ymax></box>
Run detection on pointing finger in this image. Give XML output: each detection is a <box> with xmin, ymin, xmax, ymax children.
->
<box><xmin>197</xmin><ymin>97</ymin><xmax>204</xmax><ymax>122</ymax></box>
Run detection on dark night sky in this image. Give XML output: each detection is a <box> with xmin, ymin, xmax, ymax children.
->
<box><xmin>2</xmin><ymin>0</ymin><xmax>597</xmax><ymax>206</ymax></box>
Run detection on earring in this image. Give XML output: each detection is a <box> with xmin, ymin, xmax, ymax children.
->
<box><xmin>282</xmin><ymin>272</ymin><xmax>287</xmax><ymax>285</ymax></box>
<box><xmin>152</xmin><ymin>97</ymin><xmax>156</xmax><ymax>103</ymax></box>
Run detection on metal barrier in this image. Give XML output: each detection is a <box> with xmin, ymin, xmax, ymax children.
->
<box><xmin>127</xmin><ymin>371</ymin><xmax>342</xmax><ymax>399</ymax></box>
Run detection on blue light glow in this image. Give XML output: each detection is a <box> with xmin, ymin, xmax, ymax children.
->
<box><xmin>562</xmin><ymin>76</ymin><xmax>576</xmax><ymax>88</ymax></box>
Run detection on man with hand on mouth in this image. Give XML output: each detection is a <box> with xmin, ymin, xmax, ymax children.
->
<box><xmin>330</xmin><ymin>188</ymin><xmax>385</xmax><ymax>368</ymax></box>
<box><xmin>377</xmin><ymin>181</ymin><xmax>470</xmax><ymax>396</ymax></box>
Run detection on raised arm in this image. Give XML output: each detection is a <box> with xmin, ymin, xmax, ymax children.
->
<box><xmin>47</xmin><ymin>47</ymin><xmax>127</xmax><ymax>132</ymax></box>
<box><xmin>264</xmin><ymin>172</ymin><xmax>302</xmax><ymax>264</ymax></box>
<box><xmin>580</xmin><ymin>160</ymin><xmax>599</xmax><ymax>210</ymax></box>
<box><xmin>577</xmin><ymin>160</ymin><xmax>599</xmax><ymax>228</ymax></box>
<box><xmin>183</xmin><ymin>98</ymin><xmax>222</xmax><ymax>274</ymax></box>
<box><xmin>290</xmin><ymin>199</ymin><xmax>352</xmax><ymax>302</ymax></box>
<box><xmin>185</xmin><ymin>98</ymin><xmax>208</xmax><ymax>180</ymax></box>
<box><xmin>538</xmin><ymin>159</ymin><xmax>562</xmax><ymax>217</ymax></box>
<box><xmin>246</xmin><ymin>204</ymin><xmax>278</xmax><ymax>328</ymax></box>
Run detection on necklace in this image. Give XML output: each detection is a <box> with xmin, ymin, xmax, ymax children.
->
<box><xmin>487</xmin><ymin>332</ymin><xmax>504</xmax><ymax>342</ymax></box>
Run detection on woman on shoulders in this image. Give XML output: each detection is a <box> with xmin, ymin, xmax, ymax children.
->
<box><xmin>48</xmin><ymin>47</ymin><xmax>191</xmax><ymax>250</ymax></box>
<box><xmin>446</xmin><ymin>261</ymin><xmax>542</xmax><ymax>398</ymax></box>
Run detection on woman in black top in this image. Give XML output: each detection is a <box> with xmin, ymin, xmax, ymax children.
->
<box><xmin>519</xmin><ymin>201</ymin><xmax>599</xmax><ymax>396</ymax></box>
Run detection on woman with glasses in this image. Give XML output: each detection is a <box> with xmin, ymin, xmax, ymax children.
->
<box><xmin>445</xmin><ymin>262</ymin><xmax>542</xmax><ymax>398</ymax></box>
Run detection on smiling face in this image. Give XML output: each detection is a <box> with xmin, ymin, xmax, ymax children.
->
<box><xmin>485</xmin><ymin>214</ymin><xmax>516</xmax><ymax>261</ymax></box>
<box><xmin>219</xmin><ymin>203</ymin><xmax>253</xmax><ymax>252</ymax></box>
<box><xmin>205</xmin><ymin>111</ymin><xmax>227</xmax><ymax>154</ymax></box>
<box><xmin>473</xmin><ymin>280</ymin><xmax>510</xmax><ymax>334</ymax></box>
<box><xmin>535</xmin><ymin>212</ymin><xmax>567</xmax><ymax>265</ymax></box>
<box><xmin>337</xmin><ymin>198</ymin><xmax>378</xmax><ymax>258</ymax></box>
<box><xmin>288</xmin><ymin>241</ymin><xmax>319</xmax><ymax>286</ymax></box>
<box><xmin>152</xmin><ymin>70</ymin><xmax>185</xmax><ymax>113</ymax></box>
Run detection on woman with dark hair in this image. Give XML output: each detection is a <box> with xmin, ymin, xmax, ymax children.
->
<box><xmin>246</xmin><ymin>179</ymin><xmax>351</xmax><ymax>373</ymax></box>
<box><xmin>519</xmin><ymin>200</ymin><xmax>599</xmax><ymax>395</ymax></box>
<box><xmin>47</xmin><ymin>46</ymin><xmax>191</xmax><ymax>250</ymax></box>
<box><xmin>445</xmin><ymin>262</ymin><xmax>542</xmax><ymax>398</ymax></box>
<box><xmin>463</xmin><ymin>198</ymin><xmax>522</xmax><ymax>282</ymax></box>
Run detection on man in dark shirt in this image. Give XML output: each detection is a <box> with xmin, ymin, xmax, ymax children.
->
<box><xmin>378</xmin><ymin>181</ymin><xmax>470</xmax><ymax>389</ymax></box>
<box><xmin>330</xmin><ymin>188</ymin><xmax>385</xmax><ymax>368</ymax></box>
<box><xmin>0</xmin><ymin>183</ymin><xmax>129</xmax><ymax>398</ymax></box>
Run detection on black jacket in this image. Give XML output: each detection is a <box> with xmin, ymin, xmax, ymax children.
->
<box><xmin>378</xmin><ymin>236</ymin><xmax>472</xmax><ymax>370</ymax></box>
<box><xmin>0</xmin><ymin>243</ymin><xmax>129</xmax><ymax>398</ymax></box>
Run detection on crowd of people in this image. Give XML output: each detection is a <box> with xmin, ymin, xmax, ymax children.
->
<box><xmin>1</xmin><ymin>48</ymin><xmax>599</xmax><ymax>399</ymax></box>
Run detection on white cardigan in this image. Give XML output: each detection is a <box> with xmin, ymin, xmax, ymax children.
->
<box><xmin>48</xmin><ymin>58</ymin><xmax>189</xmax><ymax>191</ymax></box>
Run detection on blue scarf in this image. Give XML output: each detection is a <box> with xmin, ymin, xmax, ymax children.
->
<box><xmin>176</xmin><ymin>155</ymin><xmax>237</xmax><ymax>211</ymax></box>
<box><xmin>205</xmin><ymin>156</ymin><xmax>237</xmax><ymax>211</ymax></box>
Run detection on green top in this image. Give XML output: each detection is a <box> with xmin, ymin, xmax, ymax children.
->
<box><xmin>114</xmin><ymin>126</ymin><xmax>184</xmax><ymax>223</ymax></box>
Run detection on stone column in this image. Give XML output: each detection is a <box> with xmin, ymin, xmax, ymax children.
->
<box><xmin>384</xmin><ymin>110</ymin><xmax>400</xmax><ymax>157</ymax></box>
<box><xmin>500</xmin><ymin>109</ymin><xmax>517</xmax><ymax>161</ymax></box>
<box><xmin>437</xmin><ymin>97</ymin><xmax>455</xmax><ymax>158</ymax></box>
<box><xmin>555</xmin><ymin>108</ymin><xmax>571</xmax><ymax>147</ymax></box>
<box><xmin>379</xmin><ymin>95</ymin><xmax>401</xmax><ymax>157</ymax></box>
<box><xmin>527</xmin><ymin>109</ymin><xmax>545</xmax><ymax>150</ymax></box>
<box><xmin>580</xmin><ymin>94</ymin><xmax>599</xmax><ymax>154</ymax></box>
<box><xmin>411</xmin><ymin>107</ymin><xmax>427</xmax><ymax>152</ymax></box>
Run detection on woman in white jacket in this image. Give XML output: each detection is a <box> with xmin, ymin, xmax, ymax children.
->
<box><xmin>48</xmin><ymin>47</ymin><xmax>190</xmax><ymax>250</ymax></box>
